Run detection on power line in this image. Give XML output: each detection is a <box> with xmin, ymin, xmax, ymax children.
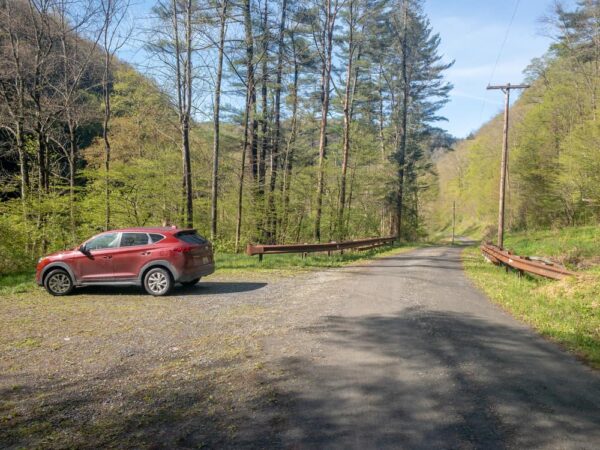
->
<box><xmin>488</xmin><ymin>0</ymin><xmax>521</xmax><ymax>86</ymax></box>
<box><xmin>477</xmin><ymin>0</ymin><xmax>522</xmax><ymax>125</ymax></box>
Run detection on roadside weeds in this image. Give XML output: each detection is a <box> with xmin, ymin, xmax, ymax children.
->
<box><xmin>462</xmin><ymin>246</ymin><xmax>600</xmax><ymax>369</ymax></box>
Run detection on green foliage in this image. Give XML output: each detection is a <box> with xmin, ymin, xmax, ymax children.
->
<box><xmin>502</xmin><ymin>226</ymin><xmax>600</xmax><ymax>266</ymax></box>
<box><xmin>429</xmin><ymin>56</ymin><xmax>600</xmax><ymax>236</ymax></box>
<box><xmin>0</xmin><ymin>0</ymin><xmax>450</xmax><ymax>274</ymax></box>
<box><xmin>427</xmin><ymin>1</ymin><xmax>600</xmax><ymax>237</ymax></box>
<box><xmin>463</xmin><ymin>234</ymin><xmax>600</xmax><ymax>368</ymax></box>
<box><xmin>559</xmin><ymin>119</ymin><xmax>600</xmax><ymax>224</ymax></box>
<box><xmin>80</xmin><ymin>150</ymin><xmax>182</xmax><ymax>232</ymax></box>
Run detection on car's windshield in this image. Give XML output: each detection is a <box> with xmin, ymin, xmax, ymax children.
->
<box><xmin>85</xmin><ymin>233</ymin><xmax>120</xmax><ymax>251</ymax></box>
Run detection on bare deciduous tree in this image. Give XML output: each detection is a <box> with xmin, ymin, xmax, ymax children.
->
<box><xmin>210</xmin><ymin>0</ymin><xmax>228</xmax><ymax>240</ymax></box>
<box><xmin>99</xmin><ymin>0</ymin><xmax>130</xmax><ymax>230</ymax></box>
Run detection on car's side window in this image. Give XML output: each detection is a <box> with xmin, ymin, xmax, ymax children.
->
<box><xmin>149</xmin><ymin>233</ymin><xmax>165</xmax><ymax>243</ymax></box>
<box><xmin>120</xmin><ymin>233</ymin><xmax>150</xmax><ymax>247</ymax></box>
<box><xmin>86</xmin><ymin>233</ymin><xmax>120</xmax><ymax>251</ymax></box>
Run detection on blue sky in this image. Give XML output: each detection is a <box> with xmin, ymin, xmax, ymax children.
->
<box><xmin>121</xmin><ymin>0</ymin><xmax>576</xmax><ymax>138</ymax></box>
<box><xmin>424</xmin><ymin>0</ymin><xmax>575</xmax><ymax>137</ymax></box>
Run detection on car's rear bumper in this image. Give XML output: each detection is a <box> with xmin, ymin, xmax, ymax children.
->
<box><xmin>178</xmin><ymin>263</ymin><xmax>215</xmax><ymax>282</ymax></box>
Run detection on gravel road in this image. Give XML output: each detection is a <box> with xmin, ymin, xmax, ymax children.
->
<box><xmin>257</xmin><ymin>245</ymin><xmax>600</xmax><ymax>449</ymax></box>
<box><xmin>2</xmin><ymin>245</ymin><xmax>600</xmax><ymax>449</ymax></box>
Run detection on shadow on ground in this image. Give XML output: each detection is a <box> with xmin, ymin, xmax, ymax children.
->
<box><xmin>0</xmin><ymin>346</ymin><xmax>277</xmax><ymax>448</ymax></box>
<box><xmin>72</xmin><ymin>281</ymin><xmax>268</xmax><ymax>297</ymax></box>
<box><xmin>3</xmin><ymin>308</ymin><xmax>599</xmax><ymax>448</ymax></box>
<box><xmin>265</xmin><ymin>308</ymin><xmax>600</xmax><ymax>449</ymax></box>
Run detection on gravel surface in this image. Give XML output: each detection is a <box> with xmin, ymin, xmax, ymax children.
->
<box><xmin>1</xmin><ymin>245</ymin><xmax>600</xmax><ymax>449</ymax></box>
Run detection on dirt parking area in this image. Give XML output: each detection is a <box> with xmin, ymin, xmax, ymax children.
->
<box><xmin>4</xmin><ymin>246</ymin><xmax>600</xmax><ymax>449</ymax></box>
<box><xmin>0</xmin><ymin>270</ymin><xmax>339</xmax><ymax>449</ymax></box>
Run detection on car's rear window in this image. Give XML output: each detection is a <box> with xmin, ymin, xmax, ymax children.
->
<box><xmin>176</xmin><ymin>231</ymin><xmax>207</xmax><ymax>245</ymax></box>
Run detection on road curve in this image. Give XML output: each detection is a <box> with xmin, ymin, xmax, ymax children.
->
<box><xmin>256</xmin><ymin>245</ymin><xmax>600</xmax><ymax>449</ymax></box>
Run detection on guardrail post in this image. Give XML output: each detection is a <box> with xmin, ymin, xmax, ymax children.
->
<box><xmin>259</xmin><ymin>253</ymin><xmax>263</xmax><ymax>262</ymax></box>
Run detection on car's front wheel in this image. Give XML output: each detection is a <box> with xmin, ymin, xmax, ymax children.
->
<box><xmin>143</xmin><ymin>267</ymin><xmax>172</xmax><ymax>296</ymax></box>
<box><xmin>44</xmin><ymin>269</ymin><xmax>74</xmax><ymax>296</ymax></box>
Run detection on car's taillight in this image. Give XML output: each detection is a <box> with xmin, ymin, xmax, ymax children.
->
<box><xmin>172</xmin><ymin>246</ymin><xmax>192</xmax><ymax>253</ymax></box>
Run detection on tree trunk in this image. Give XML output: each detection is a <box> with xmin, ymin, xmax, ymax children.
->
<box><xmin>103</xmin><ymin>46</ymin><xmax>112</xmax><ymax>230</ymax></box>
<box><xmin>265</xmin><ymin>0</ymin><xmax>287</xmax><ymax>243</ymax></box>
<box><xmin>235</xmin><ymin>89</ymin><xmax>250</xmax><ymax>253</ymax></box>
<box><xmin>102</xmin><ymin>2</ymin><xmax>113</xmax><ymax>230</ymax></box>
<box><xmin>314</xmin><ymin>0</ymin><xmax>335</xmax><ymax>242</ymax></box>
<box><xmin>396</xmin><ymin>1</ymin><xmax>409</xmax><ymax>239</ymax></box>
<box><xmin>181</xmin><ymin>116</ymin><xmax>193</xmax><ymax>228</ymax></box>
<box><xmin>337</xmin><ymin>1</ymin><xmax>356</xmax><ymax>240</ymax></box>
<box><xmin>182</xmin><ymin>0</ymin><xmax>194</xmax><ymax>228</ymax></box>
<box><xmin>280</xmin><ymin>33</ymin><xmax>299</xmax><ymax>243</ymax></box>
<box><xmin>235</xmin><ymin>0</ymin><xmax>257</xmax><ymax>251</ymax></box>
<box><xmin>36</xmin><ymin>127</ymin><xmax>45</xmax><ymax>195</ymax></box>
<box><xmin>258</xmin><ymin>0</ymin><xmax>268</xmax><ymax>199</ymax></box>
<box><xmin>378</xmin><ymin>65</ymin><xmax>387</xmax><ymax>236</ymax></box>
<box><xmin>378</xmin><ymin>64</ymin><xmax>386</xmax><ymax>161</ymax></box>
<box><xmin>68</xmin><ymin>120</ymin><xmax>77</xmax><ymax>242</ymax></box>
<box><xmin>3</xmin><ymin>0</ymin><xmax>29</xmax><ymax>210</ymax></box>
<box><xmin>210</xmin><ymin>0</ymin><xmax>228</xmax><ymax>240</ymax></box>
<box><xmin>243</xmin><ymin>0</ymin><xmax>258</xmax><ymax>184</ymax></box>
<box><xmin>256</xmin><ymin>0</ymin><xmax>269</xmax><ymax>240</ymax></box>
<box><xmin>16</xmin><ymin>120</ymin><xmax>28</xmax><ymax>205</ymax></box>
<box><xmin>345</xmin><ymin>166</ymin><xmax>356</xmax><ymax>234</ymax></box>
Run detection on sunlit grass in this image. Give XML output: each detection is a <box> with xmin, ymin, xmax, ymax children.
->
<box><xmin>502</xmin><ymin>226</ymin><xmax>600</xmax><ymax>266</ymax></box>
<box><xmin>463</xmin><ymin>232</ymin><xmax>600</xmax><ymax>369</ymax></box>
<box><xmin>0</xmin><ymin>272</ymin><xmax>36</xmax><ymax>295</ymax></box>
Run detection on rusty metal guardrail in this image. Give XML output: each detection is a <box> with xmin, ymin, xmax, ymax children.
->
<box><xmin>481</xmin><ymin>243</ymin><xmax>575</xmax><ymax>280</ymax></box>
<box><xmin>247</xmin><ymin>236</ymin><xmax>396</xmax><ymax>261</ymax></box>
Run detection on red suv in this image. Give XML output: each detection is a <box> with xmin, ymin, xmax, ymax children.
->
<box><xmin>36</xmin><ymin>227</ymin><xmax>215</xmax><ymax>296</ymax></box>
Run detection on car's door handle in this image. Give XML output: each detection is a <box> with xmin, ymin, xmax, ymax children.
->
<box><xmin>102</xmin><ymin>255</ymin><xmax>112</xmax><ymax>259</ymax></box>
<box><xmin>141</xmin><ymin>251</ymin><xmax>151</xmax><ymax>256</ymax></box>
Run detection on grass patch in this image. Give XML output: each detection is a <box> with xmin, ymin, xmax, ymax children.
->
<box><xmin>214</xmin><ymin>243</ymin><xmax>417</xmax><ymax>274</ymax></box>
<box><xmin>463</xmin><ymin>246</ymin><xmax>600</xmax><ymax>368</ymax></box>
<box><xmin>0</xmin><ymin>271</ymin><xmax>36</xmax><ymax>295</ymax></box>
<box><xmin>502</xmin><ymin>226</ymin><xmax>600</xmax><ymax>268</ymax></box>
<box><xmin>12</xmin><ymin>337</ymin><xmax>42</xmax><ymax>349</ymax></box>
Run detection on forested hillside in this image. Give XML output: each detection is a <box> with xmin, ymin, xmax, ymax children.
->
<box><xmin>0</xmin><ymin>0</ymin><xmax>453</xmax><ymax>273</ymax></box>
<box><xmin>428</xmin><ymin>1</ymin><xmax>600</xmax><ymax>238</ymax></box>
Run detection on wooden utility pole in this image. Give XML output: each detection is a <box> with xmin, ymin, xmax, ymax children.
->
<box><xmin>486</xmin><ymin>83</ymin><xmax>529</xmax><ymax>248</ymax></box>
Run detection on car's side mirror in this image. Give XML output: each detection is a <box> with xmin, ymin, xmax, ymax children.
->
<box><xmin>79</xmin><ymin>244</ymin><xmax>90</xmax><ymax>256</ymax></box>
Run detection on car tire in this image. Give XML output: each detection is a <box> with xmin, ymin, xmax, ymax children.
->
<box><xmin>143</xmin><ymin>267</ymin><xmax>172</xmax><ymax>296</ymax></box>
<box><xmin>44</xmin><ymin>269</ymin><xmax>74</xmax><ymax>296</ymax></box>
<box><xmin>180</xmin><ymin>278</ymin><xmax>200</xmax><ymax>287</ymax></box>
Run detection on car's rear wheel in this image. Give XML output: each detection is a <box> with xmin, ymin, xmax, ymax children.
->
<box><xmin>180</xmin><ymin>278</ymin><xmax>200</xmax><ymax>287</ymax></box>
<box><xmin>143</xmin><ymin>267</ymin><xmax>172</xmax><ymax>296</ymax></box>
<box><xmin>44</xmin><ymin>269</ymin><xmax>74</xmax><ymax>296</ymax></box>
